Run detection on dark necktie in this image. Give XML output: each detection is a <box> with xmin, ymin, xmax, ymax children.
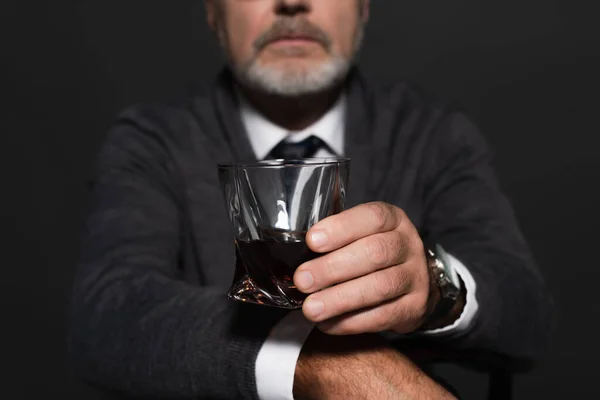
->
<box><xmin>267</xmin><ymin>135</ymin><xmax>326</xmax><ymax>160</ymax></box>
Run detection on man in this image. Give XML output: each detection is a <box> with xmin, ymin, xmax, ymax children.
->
<box><xmin>69</xmin><ymin>0</ymin><xmax>554</xmax><ymax>399</ymax></box>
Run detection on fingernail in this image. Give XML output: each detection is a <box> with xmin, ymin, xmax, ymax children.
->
<box><xmin>295</xmin><ymin>271</ymin><xmax>314</xmax><ymax>290</ymax></box>
<box><xmin>310</xmin><ymin>230</ymin><xmax>328</xmax><ymax>247</ymax></box>
<box><xmin>304</xmin><ymin>298</ymin><xmax>324</xmax><ymax>318</ymax></box>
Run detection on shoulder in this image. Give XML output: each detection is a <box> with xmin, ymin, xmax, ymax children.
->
<box><xmin>353</xmin><ymin>70</ymin><xmax>491</xmax><ymax>163</ymax></box>
<box><xmin>353</xmin><ymin>70</ymin><xmax>484</xmax><ymax>147</ymax></box>
<box><xmin>356</xmin><ymin>70</ymin><xmax>468</xmax><ymax>123</ymax></box>
<box><xmin>102</xmin><ymin>83</ymin><xmax>215</xmax><ymax>156</ymax></box>
<box><xmin>117</xmin><ymin>84</ymin><xmax>209</xmax><ymax>137</ymax></box>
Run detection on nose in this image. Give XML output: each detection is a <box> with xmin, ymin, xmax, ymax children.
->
<box><xmin>275</xmin><ymin>0</ymin><xmax>312</xmax><ymax>16</ymax></box>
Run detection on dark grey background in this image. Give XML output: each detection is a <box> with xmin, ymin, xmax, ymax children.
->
<box><xmin>5</xmin><ymin>0</ymin><xmax>599</xmax><ymax>398</ymax></box>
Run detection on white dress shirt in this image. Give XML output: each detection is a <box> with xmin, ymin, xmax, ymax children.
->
<box><xmin>238</xmin><ymin>93</ymin><xmax>479</xmax><ymax>400</ymax></box>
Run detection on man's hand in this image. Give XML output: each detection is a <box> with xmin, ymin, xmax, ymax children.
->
<box><xmin>293</xmin><ymin>330</ymin><xmax>456</xmax><ymax>400</ymax></box>
<box><xmin>293</xmin><ymin>202</ymin><xmax>451</xmax><ymax>334</ymax></box>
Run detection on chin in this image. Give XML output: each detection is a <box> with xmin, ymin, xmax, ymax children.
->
<box><xmin>266</xmin><ymin>59</ymin><xmax>320</xmax><ymax>76</ymax></box>
<box><xmin>237</xmin><ymin>56</ymin><xmax>352</xmax><ymax>97</ymax></box>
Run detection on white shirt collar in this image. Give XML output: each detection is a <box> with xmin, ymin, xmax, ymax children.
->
<box><xmin>238</xmin><ymin>92</ymin><xmax>346</xmax><ymax>160</ymax></box>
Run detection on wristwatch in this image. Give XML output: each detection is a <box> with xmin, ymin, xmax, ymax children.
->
<box><xmin>420</xmin><ymin>243</ymin><xmax>462</xmax><ymax>330</ymax></box>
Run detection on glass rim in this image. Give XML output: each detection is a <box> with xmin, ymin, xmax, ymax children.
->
<box><xmin>217</xmin><ymin>157</ymin><xmax>350</xmax><ymax>169</ymax></box>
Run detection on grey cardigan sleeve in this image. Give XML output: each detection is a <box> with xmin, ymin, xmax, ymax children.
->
<box><xmin>420</xmin><ymin>113</ymin><xmax>555</xmax><ymax>360</ymax></box>
<box><xmin>68</xmin><ymin>118</ymin><xmax>285</xmax><ymax>399</ymax></box>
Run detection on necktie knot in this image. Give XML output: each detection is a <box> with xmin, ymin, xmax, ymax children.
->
<box><xmin>267</xmin><ymin>135</ymin><xmax>325</xmax><ymax>160</ymax></box>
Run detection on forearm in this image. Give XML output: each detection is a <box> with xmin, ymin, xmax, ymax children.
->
<box><xmin>414</xmin><ymin>236</ymin><xmax>554</xmax><ymax>359</ymax></box>
<box><xmin>421</xmin><ymin>113</ymin><xmax>555</xmax><ymax>360</ymax></box>
<box><xmin>70</xmin><ymin>264</ymin><xmax>286</xmax><ymax>399</ymax></box>
<box><xmin>293</xmin><ymin>330</ymin><xmax>455</xmax><ymax>400</ymax></box>
<box><xmin>449</xmin><ymin>251</ymin><xmax>554</xmax><ymax>359</ymax></box>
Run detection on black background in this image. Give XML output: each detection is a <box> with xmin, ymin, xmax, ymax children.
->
<box><xmin>5</xmin><ymin>0</ymin><xmax>599</xmax><ymax>398</ymax></box>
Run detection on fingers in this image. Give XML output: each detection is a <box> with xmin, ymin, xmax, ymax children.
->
<box><xmin>306</xmin><ymin>202</ymin><xmax>405</xmax><ymax>253</ymax></box>
<box><xmin>294</xmin><ymin>230</ymin><xmax>410</xmax><ymax>293</ymax></box>
<box><xmin>296</xmin><ymin>201</ymin><xmax>430</xmax><ymax>336</ymax></box>
<box><xmin>316</xmin><ymin>292</ymin><xmax>429</xmax><ymax>335</ymax></box>
<box><xmin>300</xmin><ymin>263</ymin><xmax>416</xmax><ymax>323</ymax></box>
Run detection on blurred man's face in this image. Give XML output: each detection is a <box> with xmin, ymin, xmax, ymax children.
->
<box><xmin>206</xmin><ymin>0</ymin><xmax>369</xmax><ymax>96</ymax></box>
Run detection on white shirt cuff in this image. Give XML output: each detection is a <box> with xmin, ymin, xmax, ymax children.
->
<box><xmin>255</xmin><ymin>310</ymin><xmax>315</xmax><ymax>400</ymax></box>
<box><xmin>420</xmin><ymin>252</ymin><xmax>479</xmax><ymax>336</ymax></box>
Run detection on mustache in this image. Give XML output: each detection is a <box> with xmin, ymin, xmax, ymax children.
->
<box><xmin>254</xmin><ymin>18</ymin><xmax>332</xmax><ymax>51</ymax></box>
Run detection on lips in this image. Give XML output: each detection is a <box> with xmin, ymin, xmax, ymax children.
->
<box><xmin>267</xmin><ymin>34</ymin><xmax>319</xmax><ymax>45</ymax></box>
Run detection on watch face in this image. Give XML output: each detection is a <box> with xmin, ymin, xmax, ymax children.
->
<box><xmin>428</xmin><ymin>246</ymin><xmax>460</xmax><ymax>301</ymax></box>
<box><xmin>434</xmin><ymin>244</ymin><xmax>461</xmax><ymax>289</ymax></box>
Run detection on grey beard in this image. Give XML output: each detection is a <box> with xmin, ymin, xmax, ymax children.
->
<box><xmin>234</xmin><ymin>54</ymin><xmax>352</xmax><ymax>97</ymax></box>
<box><xmin>223</xmin><ymin>26</ymin><xmax>364</xmax><ymax>97</ymax></box>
